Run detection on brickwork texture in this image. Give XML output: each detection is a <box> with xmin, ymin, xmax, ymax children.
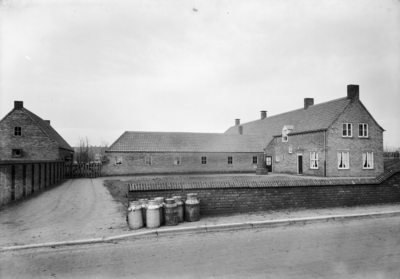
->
<box><xmin>102</xmin><ymin>152</ymin><xmax>262</xmax><ymax>176</ymax></box>
<box><xmin>128</xmin><ymin>171</ymin><xmax>400</xmax><ymax>216</ymax></box>
<box><xmin>0</xmin><ymin>162</ymin><xmax>65</xmax><ymax>207</ymax></box>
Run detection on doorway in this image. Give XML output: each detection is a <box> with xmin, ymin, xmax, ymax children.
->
<box><xmin>265</xmin><ymin>156</ymin><xmax>272</xmax><ymax>172</ymax></box>
<box><xmin>298</xmin><ymin>154</ymin><xmax>303</xmax><ymax>175</ymax></box>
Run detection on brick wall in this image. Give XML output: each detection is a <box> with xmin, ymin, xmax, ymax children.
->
<box><xmin>265</xmin><ymin>131</ymin><xmax>325</xmax><ymax>176</ymax></box>
<box><xmin>128</xmin><ymin>171</ymin><xmax>400</xmax><ymax>216</ymax></box>
<box><xmin>326</xmin><ymin>100</ymin><xmax>384</xmax><ymax>177</ymax></box>
<box><xmin>0</xmin><ymin>161</ymin><xmax>65</xmax><ymax>207</ymax></box>
<box><xmin>102</xmin><ymin>152</ymin><xmax>262</xmax><ymax>176</ymax></box>
<box><xmin>0</xmin><ymin>110</ymin><xmax>60</xmax><ymax>160</ymax></box>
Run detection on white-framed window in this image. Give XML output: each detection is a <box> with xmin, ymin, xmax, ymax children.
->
<box><xmin>275</xmin><ymin>155</ymin><xmax>280</xmax><ymax>162</ymax></box>
<box><xmin>115</xmin><ymin>156</ymin><xmax>122</xmax><ymax>165</ymax></box>
<box><xmin>145</xmin><ymin>156</ymin><xmax>152</xmax><ymax>165</ymax></box>
<box><xmin>362</xmin><ymin>152</ymin><xmax>373</xmax><ymax>169</ymax></box>
<box><xmin>342</xmin><ymin>123</ymin><xmax>352</xmax><ymax>137</ymax></box>
<box><xmin>252</xmin><ymin>156</ymin><xmax>258</xmax><ymax>164</ymax></box>
<box><xmin>228</xmin><ymin>156</ymin><xmax>233</xmax><ymax>164</ymax></box>
<box><xmin>289</xmin><ymin>146</ymin><xmax>293</xmax><ymax>153</ymax></box>
<box><xmin>310</xmin><ymin>152</ymin><xmax>318</xmax><ymax>169</ymax></box>
<box><xmin>201</xmin><ymin>156</ymin><xmax>207</xmax><ymax>165</ymax></box>
<box><xmin>359</xmin><ymin>123</ymin><xmax>368</xmax><ymax>138</ymax></box>
<box><xmin>174</xmin><ymin>156</ymin><xmax>181</xmax><ymax>165</ymax></box>
<box><xmin>14</xmin><ymin>127</ymin><xmax>22</xmax><ymax>136</ymax></box>
<box><xmin>338</xmin><ymin>152</ymin><xmax>350</xmax><ymax>169</ymax></box>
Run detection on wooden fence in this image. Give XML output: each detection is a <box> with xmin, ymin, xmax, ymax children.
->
<box><xmin>64</xmin><ymin>163</ymin><xmax>102</xmax><ymax>178</ymax></box>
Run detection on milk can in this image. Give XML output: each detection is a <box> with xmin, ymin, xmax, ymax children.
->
<box><xmin>139</xmin><ymin>199</ymin><xmax>148</xmax><ymax>226</ymax></box>
<box><xmin>172</xmin><ymin>195</ymin><xmax>184</xmax><ymax>222</ymax></box>
<box><xmin>127</xmin><ymin>201</ymin><xmax>143</xmax><ymax>230</ymax></box>
<box><xmin>154</xmin><ymin>197</ymin><xmax>165</xmax><ymax>226</ymax></box>
<box><xmin>184</xmin><ymin>193</ymin><xmax>200</xmax><ymax>222</ymax></box>
<box><xmin>146</xmin><ymin>200</ymin><xmax>161</xmax><ymax>229</ymax></box>
<box><xmin>164</xmin><ymin>198</ymin><xmax>179</xmax><ymax>226</ymax></box>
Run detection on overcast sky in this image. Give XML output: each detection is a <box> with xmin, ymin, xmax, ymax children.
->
<box><xmin>1</xmin><ymin>0</ymin><xmax>399</xmax><ymax>149</ymax></box>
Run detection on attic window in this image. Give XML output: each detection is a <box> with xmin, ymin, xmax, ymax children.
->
<box><xmin>14</xmin><ymin>127</ymin><xmax>22</xmax><ymax>136</ymax></box>
<box><xmin>253</xmin><ymin>156</ymin><xmax>258</xmax><ymax>164</ymax></box>
<box><xmin>282</xmin><ymin>125</ymin><xmax>293</xmax><ymax>143</ymax></box>
<box><xmin>12</xmin><ymin>149</ymin><xmax>22</xmax><ymax>158</ymax></box>
<box><xmin>228</xmin><ymin>156</ymin><xmax>233</xmax><ymax>164</ymax></box>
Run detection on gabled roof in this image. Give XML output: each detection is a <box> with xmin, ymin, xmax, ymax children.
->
<box><xmin>107</xmin><ymin>131</ymin><xmax>267</xmax><ymax>153</ymax></box>
<box><xmin>224</xmin><ymin>97</ymin><xmax>352</xmax><ymax>144</ymax></box>
<box><xmin>22</xmin><ymin>108</ymin><xmax>74</xmax><ymax>151</ymax></box>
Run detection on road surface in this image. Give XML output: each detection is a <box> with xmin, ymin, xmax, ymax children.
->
<box><xmin>1</xmin><ymin>215</ymin><xmax>399</xmax><ymax>278</ymax></box>
<box><xmin>0</xmin><ymin>179</ymin><xmax>126</xmax><ymax>247</ymax></box>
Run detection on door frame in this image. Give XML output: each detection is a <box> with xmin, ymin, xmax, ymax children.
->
<box><xmin>297</xmin><ymin>154</ymin><xmax>303</xmax><ymax>175</ymax></box>
<box><xmin>265</xmin><ymin>156</ymin><xmax>272</xmax><ymax>172</ymax></box>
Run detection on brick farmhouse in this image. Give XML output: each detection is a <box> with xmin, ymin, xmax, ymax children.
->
<box><xmin>107</xmin><ymin>85</ymin><xmax>384</xmax><ymax>177</ymax></box>
<box><xmin>0</xmin><ymin>101</ymin><xmax>74</xmax><ymax>206</ymax></box>
<box><xmin>225</xmin><ymin>85</ymin><xmax>384</xmax><ymax>177</ymax></box>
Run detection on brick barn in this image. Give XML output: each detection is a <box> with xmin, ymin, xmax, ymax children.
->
<box><xmin>102</xmin><ymin>132</ymin><xmax>265</xmax><ymax>176</ymax></box>
<box><xmin>0</xmin><ymin>101</ymin><xmax>74</xmax><ymax>161</ymax></box>
<box><xmin>225</xmin><ymin>85</ymin><xmax>384</xmax><ymax>177</ymax></box>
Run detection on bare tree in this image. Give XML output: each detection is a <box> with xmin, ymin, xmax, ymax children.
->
<box><xmin>75</xmin><ymin>137</ymin><xmax>94</xmax><ymax>163</ymax></box>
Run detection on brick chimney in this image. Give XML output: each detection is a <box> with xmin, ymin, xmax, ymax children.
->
<box><xmin>45</xmin><ymin>120</ymin><xmax>51</xmax><ymax>125</ymax></box>
<box><xmin>235</xmin><ymin>119</ymin><xmax>240</xmax><ymax>126</ymax></box>
<box><xmin>261</xmin><ymin>111</ymin><xmax>267</xmax><ymax>119</ymax></box>
<box><xmin>14</xmin><ymin>101</ymin><xmax>23</xmax><ymax>109</ymax></box>
<box><xmin>238</xmin><ymin>125</ymin><xmax>243</xmax><ymax>135</ymax></box>
<box><xmin>347</xmin><ymin>84</ymin><xmax>359</xmax><ymax>102</ymax></box>
<box><xmin>304</xmin><ymin>98</ymin><xmax>314</xmax><ymax>109</ymax></box>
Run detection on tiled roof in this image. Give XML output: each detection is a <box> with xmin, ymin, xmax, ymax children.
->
<box><xmin>22</xmin><ymin>108</ymin><xmax>74</xmax><ymax>151</ymax></box>
<box><xmin>107</xmin><ymin>132</ymin><xmax>267</xmax><ymax>153</ymax></box>
<box><xmin>224</xmin><ymin>97</ymin><xmax>352</xmax><ymax>144</ymax></box>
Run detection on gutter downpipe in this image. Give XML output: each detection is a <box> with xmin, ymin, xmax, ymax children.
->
<box><xmin>324</xmin><ymin>130</ymin><xmax>327</xmax><ymax>177</ymax></box>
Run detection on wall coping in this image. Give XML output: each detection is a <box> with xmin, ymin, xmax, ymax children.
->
<box><xmin>0</xmin><ymin>160</ymin><xmax>65</xmax><ymax>165</ymax></box>
<box><xmin>128</xmin><ymin>166</ymin><xmax>400</xmax><ymax>192</ymax></box>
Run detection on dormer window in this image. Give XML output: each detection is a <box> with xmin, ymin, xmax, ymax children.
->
<box><xmin>282</xmin><ymin>125</ymin><xmax>293</xmax><ymax>143</ymax></box>
<box><xmin>14</xmin><ymin>127</ymin><xmax>22</xmax><ymax>136</ymax></box>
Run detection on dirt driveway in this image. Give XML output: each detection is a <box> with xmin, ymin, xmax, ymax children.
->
<box><xmin>0</xmin><ymin>178</ymin><xmax>127</xmax><ymax>247</ymax></box>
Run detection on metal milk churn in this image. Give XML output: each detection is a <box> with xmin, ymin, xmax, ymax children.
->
<box><xmin>154</xmin><ymin>197</ymin><xmax>165</xmax><ymax>226</ymax></box>
<box><xmin>172</xmin><ymin>195</ymin><xmax>184</xmax><ymax>222</ymax></box>
<box><xmin>164</xmin><ymin>198</ymin><xmax>179</xmax><ymax>226</ymax></box>
<box><xmin>146</xmin><ymin>200</ymin><xmax>161</xmax><ymax>229</ymax></box>
<box><xmin>184</xmin><ymin>193</ymin><xmax>200</xmax><ymax>222</ymax></box>
<box><xmin>139</xmin><ymin>199</ymin><xmax>148</xmax><ymax>226</ymax></box>
<box><xmin>127</xmin><ymin>201</ymin><xmax>143</xmax><ymax>230</ymax></box>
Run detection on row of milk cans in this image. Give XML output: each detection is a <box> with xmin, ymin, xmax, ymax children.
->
<box><xmin>127</xmin><ymin>193</ymin><xmax>200</xmax><ymax>230</ymax></box>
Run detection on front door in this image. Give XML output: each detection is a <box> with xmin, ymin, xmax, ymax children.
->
<box><xmin>265</xmin><ymin>156</ymin><xmax>272</xmax><ymax>172</ymax></box>
<box><xmin>298</xmin><ymin>155</ymin><xmax>303</xmax><ymax>174</ymax></box>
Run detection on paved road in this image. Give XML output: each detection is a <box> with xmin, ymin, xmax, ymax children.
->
<box><xmin>0</xmin><ymin>179</ymin><xmax>126</xmax><ymax>247</ymax></box>
<box><xmin>1</xmin><ymin>216</ymin><xmax>399</xmax><ymax>278</ymax></box>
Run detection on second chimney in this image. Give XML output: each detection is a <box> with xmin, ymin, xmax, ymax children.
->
<box><xmin>304</xmin><ymin>98</ymin><xmax>314</xmax><ymax>110</ymax></box>
<box><xmin>235</xmin><ymin>119</ymin><xmax>240</xmax><ymax>126</ymax></box>
<box><xmin>45</xmin><ymin>120</ymin><xmax>51</xmax><ymax>125</ymax></box>
<box><xmin>347</xmin><ymin>84</ymin><xmax>359</xmax><ymax>102</ymax></box>
<box><xmin>261</xmin><ymin>111</ymin><xmax>267</xmax><ymax>119</ymax></box>
<box><xmin>14</xmin><ymin>101</ymin><xmax>23</xmax><ymax>110</ymax></box>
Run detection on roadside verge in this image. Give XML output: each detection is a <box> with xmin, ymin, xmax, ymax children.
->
<box><xmin>2</xmin><ymin>210</ymin><xmax>400</xmax><ymax>252</ymax></box>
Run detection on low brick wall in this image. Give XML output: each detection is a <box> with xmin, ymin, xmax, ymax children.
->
<box><xmin>128</xmin><ymin>169</ymin><xmax>400</xmax><ymax>216</ymax></box>
<box><xmin>0</xmin><ymin>160</ymin><xmax>66</xmax><ymax>207</ymax></box>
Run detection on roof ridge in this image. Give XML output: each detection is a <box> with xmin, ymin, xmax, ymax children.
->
<box><xmin>22</xmin><ymin>108</ymin><xmax>54</xmax><ymax>143</ymax></box>
<box><xmin>125</xmin><ymin>131</ymin><xmax>265</xmax><ymax>137</ymax></box>
<box><xmin>237</xmin><ymin>96</ymin><xmax>349</xmax><ymax>127</ymax></box>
